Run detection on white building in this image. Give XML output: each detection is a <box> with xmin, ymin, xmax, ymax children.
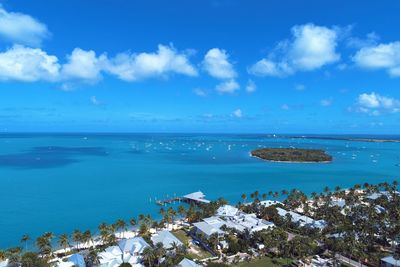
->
<box><xmin>193</xmin><ymin>206</ymin><xmax>275</xmax><ymax>238</ymax></box>
<box><xmin>151</xmin><ymin>230</ymin><xmax>183</xmax><ymax>249</ymax></box>
<box><xmin>276</xmin><ymin>207</ymin><xmax>327</xmax><ymax>229</ymax></box>
<box><xmin>177</xmin><ymin>258</ymin><xmax>203</xmax><ymax>267</ymax></box>
<box><xmin>98</xmin><ymin>237</ymin><xmax>150</xmax><ymax>267</ymax></box>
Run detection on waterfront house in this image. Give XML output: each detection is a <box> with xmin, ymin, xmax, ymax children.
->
<box><xmin>193</xmin><ymin>208</ymin><xmax>275</xmax><ymax>239</ymax></box>
<box><xmin>193</xmin><ymin>216</ymin><xmax>226</xmax><ymax>238</ymax></box>
<box><xmin>98</xmin><ymin>237</ymin><xmax>149</xmax><ymax>267</ymax></box>
<box><xmin>151</xmin><ymin>230</ymin><xmax>183</xmax><ymax>249</ymax></box>
<box><xmin>276</xmin><ymin>207</ymin><xmax>327</xmax><ymax>229</ymax></box>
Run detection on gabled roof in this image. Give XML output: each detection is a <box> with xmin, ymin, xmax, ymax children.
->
<box><xmin>105</xmin><ymin>245</ymin><xmax>123</xmax><ymax>256</ymax></box>
<box><xmin>182</xmin><ymin>191</ymin><xmax>210</xmax><ymax>203</ymax></box>
<box><xmin>178</xmin><ymin>258</ymin><xmax>203</xmax><ymax>267</ymax></box>
<box><xmin>216</xmin><ymin>205</ymin><xmax>239</xmax><ymax>217</ymax></box>
<box><xmin>68</xmin><ymin>253</ymin><xmax>86</xmax><ymax>267</ymax></box>
<box><xmin>151</xmin><ymin>230</ymin><xmax>183</xmax><ymax>249</ymax></box>
<box><xmin>118</xmin><ymin>237</ymin><xmax>150</xmax><ymax>254</ymax></box>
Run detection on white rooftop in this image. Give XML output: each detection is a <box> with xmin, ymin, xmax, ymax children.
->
<box><xmin>182</xmin><ymin>191</ymin><xmax>210</xmax><ymax>203</ymax></box>
<box><xmin>216</xmin><ymin>205</ymin><xmax>239</xmax><ymax>217</ymax></box>
<box><xmin>178</xmin><ymin>258</ymin><xmax>203</xmax><ymax>267</ymax></box>
<box><xmin>276</xmin><ymin>207</ymin><xmax>327</xmax><ymax>229</ymax></box>
<box><xmin>118</xmin><ymin>237</ymin><xmax>150</xmax><ymax>254</ymax></box>
<box><xmin>151</xmin><ymin>230</ymin><xmax>183</xmax><ymax>249</ymax></box>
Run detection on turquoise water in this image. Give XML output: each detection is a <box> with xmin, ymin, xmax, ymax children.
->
<box><xmin>0</xmin><ymin>133</ymin><xmax>399</xmax><ymax>248</ymax></box>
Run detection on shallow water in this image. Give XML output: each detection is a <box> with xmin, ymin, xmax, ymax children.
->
<box><xmin>0</xmin><ymin>133</ymin><xmax>399</xmax><ymax>248</ymax></box>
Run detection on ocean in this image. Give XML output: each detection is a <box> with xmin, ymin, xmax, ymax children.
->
<box><xmin>0</xmin><ymin>133</ymin><xmax>399</xmax><ymax>248</ymax></box>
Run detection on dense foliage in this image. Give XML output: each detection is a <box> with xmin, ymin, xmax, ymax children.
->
<box><xmin>251</xmin><ymin>148</ymin><xmax>332</xmax><ymax>162</ymax></box>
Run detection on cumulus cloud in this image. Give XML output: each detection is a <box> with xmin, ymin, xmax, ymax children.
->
<box><xmin>62</xmin><ymin>48</ymin><xmax>107</xmax><ymax>82</ymax></box>
<box><xmin>353</xmin><ymin>92</ymin><xmax>400</xmax><ymax>115</ymax></box>
<box><xmin>320</xmin><ymin>98</ymin><xmax>333</xmax><ymax>107</ymax></box>
<box><xmin>215</xmin><ymin>79</ymin><xmax>240</xmax><ymax>94</ymax></box>
<box><xmin>90</xmin><ymin>96</ymin><xmax>101</xmax><ymax>105</ymax></box>
<box><xmin>0</xmin><ymin>5</ymin><xmax>49</xmax><ymax>47</ymax></box>
<box><xmin>193</xmin><ymin>88</ymin><xmax>208</xmax><ymax>97</ymax></box>
<box><xmin>245</xmin><ymin>79</ymin><xmax>256</xmax><ymax>93</ymax></box>
<box><xmin>232</xmin><ymin>109</ymin><xmax>242</xmax><ymax>118</ymax></box>
<box><xmin>0</xmin><ymin>44</ymin><xmax>198</xmax><ymax>84</ymax></box>
<box><xmin>203</xmin><ymin>48</ymin><xmax>236</xmax><ymax>79</ymax></box>
<box><xmin>249</xmin><ymin>23</ymin><xmax>340</xmax><ymax>77</ymax></box>
<box><xmin>105</xmin><ymin>44</ymin><xmax>197</xmax><ymax>81</ymax></box>
<box><xmin>353</xmin><ymin>42</ymin><xmax>400</xmax><ymax>77</ymax></box>
<box><xmin>281</xmin><ymin>104</ymin><xmax>290</xmax><ymax>110</ymax></box>
<box><xmin>295</xmin><ymin>84</ymin><xmax>306</xmax><ymax>91</ymax></box>
<box><xmin>0</xmin><ymin>45</ymin><xmax>60</xmax><ymax>81</ymax></box>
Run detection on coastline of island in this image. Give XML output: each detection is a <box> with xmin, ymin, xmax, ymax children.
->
<box><xmin>250</xmin><ymin>148</ymin><xmax>333</xmax><ymax>163</ymax></box>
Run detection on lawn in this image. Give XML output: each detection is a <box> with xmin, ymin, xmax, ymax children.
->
<box><xmin>235</xmin><ymin>257</ymin><xmax>292</xmax><ymax>267</ymax></box>
<box><xmin>172</xmin><ymin>229</ymin><xmax>190</xmax><ymax>245</ymax></box>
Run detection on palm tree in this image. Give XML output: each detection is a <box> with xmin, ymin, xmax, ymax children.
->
<box><xmin>6</xmin><ymin>247</ymin><xmax>22</xmax><ymax>266</ymax></box>
<box><xmin>177</xmin><ymin>205</ymin><xmax>186</xmax><ymax>221</ymax></box>
<box><xmin>262</xmin><ymin>193</ymin><xmax>267</xmax><ymax>200</ymax></box>
<box><xmin>142</xmin><ymin>246</ymin><xmax>155</xmax><ymax>267</ymax></box>
<box><xmin>21</xmin><ymin>234</ymin><xmax>30</xmax><ymax>251</ymax></box>
<box><xmin>129</xmin><ymin>218</ymin><xmax>137</xmax><ymax>229</ymax></box>
<box><xmin>86</xmin><ymin>247</ymin><xmax>100</xmax><ymax>266</ymax></box>
<box><xmin>58</xmin><ymin>234</ymin><xmax>69</xmax><ymax>252</ymax></box>
<box><xmin>115</xmin><ymin>219</ymin><xmax>127</xmax><ymax>238</ymax></box>
<box><xmin>241</xmin><ymin>193</ymin><xmax>247</xmax><ymax>203</ymax></box>
<box><xmin>36</xmin><ymin>233</ymin><xmax>53</xmax><ymax>258</ymax></box>
<box><xmin>154</xmin><ymin>242</ymin><xmax>166</xmax><ymax>266</ymax></box>
<box><xmin>72</xmin><ymin>229</ymin><xmax>82</xmax><ymax>250</ymax></box>
<box><xmin>83</xmin><ymin>230</ymin><xmax>92</xmax><ymax>247</ymax></box>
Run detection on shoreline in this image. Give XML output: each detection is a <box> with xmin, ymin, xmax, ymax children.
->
<box><xmin>250</xmin><ymin>154</ymin><xmax>332</xmax><ymax>164</ymax></box>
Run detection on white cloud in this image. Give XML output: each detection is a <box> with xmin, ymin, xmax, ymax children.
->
<box><xmin>0</xmin><ymin>6</ymin><xmax>49</xmax><ymax>47</ymax></box>
<box><xmin>193</xmin><ymin>88</ymin><xmax>207</xmax><ymax>97</ymax></box>
<box><xmin>62</xmin><ymin>48</ymin><xmax>107</xmax><ymax>82</ymax></box>
<box><xmin>353</xmin><ymin>41</ymin><xmax>400</xmax><ymax>77</ymax></box>
<box><xmin>354</xmin><ymin>92</ymin><xmax>400</xmax><ymax>115</ymax></box>
<box><xmin>249</xmin><ymin>23</ymin><xmax>340</xmax><ymax>77</ymax></box>
<box><xmin>245</xmin><ymin>79</ymin><xmax>256</xmax><ymax>93</ymax></box>
<box><xmin>295</xmin><ymin>84</ymin><xmax>306</xmax><ymax>91</ymax></box>
<box><xmin>90</xmin><ymin>96</ymin><xmax>101</xmax><ymax>105</ymax></box>
<box><xmin>320</xmin><ymin>98</ymin><xmax>333</xmax><ymax>107</ymax></box>
<box><xmin>105</xmin><ymin>44</ymin><xmax>197</xmax><ymax>81</ymax></box>
<box><xmin>203</xmin><ymin>48</ymin><xmax>236</xmax><ymax>79</ymax></box>
<box><xmin>347</xmin><ymin>32</ymin><xmax>379</xmax><ymax>49</ymax></box>
<box><xmin>0</xmin><ymin>45</ymin><xmax>59</xmax><ymax>82</ymax></box>
<box><xmin>281</xmin><ymin>104</ymin><xmax>290</xmax><ymax>110</ymax></box>
<box><xmin>232</xmin><ymin>109</ymin><xmax>242</xmax><ymax>118</ymax></box>
<box><xmin>215</xmin><ymin>79</ymin><xmax>240</xmax><ymax>94</ymax></box>
<box><xmin>0</xmin><ymin>44</ymin><xmax>198</xmax><ymax>84</ymax></box>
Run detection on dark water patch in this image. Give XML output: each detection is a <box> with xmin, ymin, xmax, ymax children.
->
<box><xmin>0</xmin><ymin>146</ymin><xmax>108</xmax><ymax>169</ymax></box>
<box><xmin>126</xmin><ymin>149</ymin><xmax>145</xmax><ymax>154</ymax></box>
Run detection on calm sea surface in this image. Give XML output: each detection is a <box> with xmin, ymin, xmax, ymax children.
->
<box><xmin>0</xmin><ymin>133</ymin><xmax>399</xmax><ymax>248</ymax></box>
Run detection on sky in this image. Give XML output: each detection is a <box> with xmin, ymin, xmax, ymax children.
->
<box><xmin>0</xmin><ymin>0</ymin><xmax>399</xmax><ymax>134</ymax></box>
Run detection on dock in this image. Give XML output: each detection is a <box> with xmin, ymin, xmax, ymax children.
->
<box><xmin>156</xmin><ymin>191</ymin><xmax>211</xmax><ymax>206</ymax></box>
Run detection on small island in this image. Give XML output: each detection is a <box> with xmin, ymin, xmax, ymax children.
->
<box><xmin>251</xmin><ymin>148</ymin><xmax>332</xmax><ymax>163</ymax></box>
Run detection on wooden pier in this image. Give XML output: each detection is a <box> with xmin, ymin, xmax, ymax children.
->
<box><xmin>156</xmin><ymin>197</ymin><xmax>181</xmax><ymax>205</ymax></box>
<box><xmin>155</xmin><ymin>191</ymin><xmax>210</xmax><ymax>206</ymax></box>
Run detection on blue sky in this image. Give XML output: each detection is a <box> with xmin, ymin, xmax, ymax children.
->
<box><xmin>0</xmin><ymin>0</ymin><xmax>399</xmax><ymax>134</ymax></box>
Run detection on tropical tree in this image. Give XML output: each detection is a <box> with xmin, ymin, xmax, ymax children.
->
<box><xmin>72</xmin><ymin>229</ymin><xmax>83</xmax><ymax>250</ymax></box>
<box><xmin>58</xmin><ymin>234</ymin><xmax>69</xmax><ymax>252</ymax></box>
<box><xmin>142</xmin><ymin>246</ymin><xmax>155</xmax><ymax>267</ymax></box>
<box><xmin>21</xmin><ymin>234</ymin><xmax>30</xmax><ymax>251</ymax></box>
